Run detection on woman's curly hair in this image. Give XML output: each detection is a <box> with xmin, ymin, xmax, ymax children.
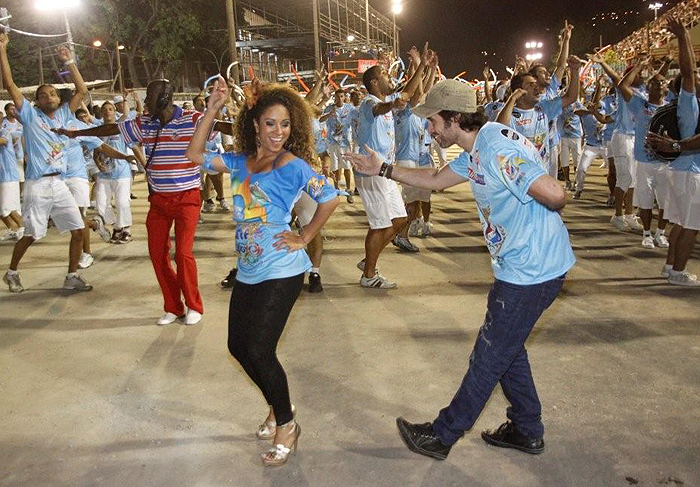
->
<box><xmin>234</xmin><ymin>83</ymin><xmax>318</xmax><ymax>166</ymax></box>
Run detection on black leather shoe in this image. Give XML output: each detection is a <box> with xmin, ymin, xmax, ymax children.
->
<box><xmin>396</xmin><ymin>417</ymin><xmax>451</xmax><ymax>460</ymax></box>
<box><xmin>220</xmin><ymin>268</ymin><xmax>237</xmax><ymax>288</ymax></box>
<box><xmin>481</xmin><ymin>421</ymin><xmax>544</xmax><ymax>454</ymax></box>
<box><xmin>308</xmin><ymin>272</ymin><xmax>323</xmax><ymax>293</ymax></box>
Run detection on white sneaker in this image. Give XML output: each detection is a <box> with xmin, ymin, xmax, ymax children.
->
<box><xmin>408</xmin><ymin>219</ymin><xmax>421</xmax><ymax>237</ymax></box>
<box><xmin>157</xmin><ymin>312</ymin><xmax>180</xmax><ymax>326</ymax></box>
<box><xmin>3</xmin><ymin>271</ymin><xmax>24</xmax><ymax>293</ymax></box>
<box><xmin>654</xmin><ymin>233</ymin><xmax>669</xmax><ymax>248</ymax></box>
<box><xmin>217</xmin><ymin>199</ymin><xmax>230</xmax><ymax>212</ymax></box>
<box><xmin>202</xmin><ymin>200</ymin><xmax>215</xmax><ymax>213</ymax></box>
<box><xmin>641</xmin><ymin>235</ymin><xmax>655</xmax><ymax>249</ymax></box>
<box><xmin>668</xmin><ymin>270</ymin><xmax>700</xmax><ymax>287</ymax></box>
<box><xmin>91</xmin><ymin>216</ymin><xmax>112</xmax><ymax>243</ymax></box>
<box><xmin>184</xmin><ymin>309</ymin><xmax>202</xmax><ymax>325</ymax></box>
<box><xmin>78</xmin><ymin>252</ymin><xmax>94</xmax><ymax>269</ymax></box>
<box><xmin>624</xmin><ymin>215</ymin><xmax>643</xmax><ymax>231</ymax></box>
<box><xmin>610</xmin><ymin>215</ymin><xmax>630</xmax><ymax>231</ymax></box>
<box><xmin>360</xmin><ymin>271</ymin><xmax>397</xmax><ymax>289</ymax></box>
<box><xmin>0</xmin><ymin>230</ymin><xmax>17</xmax><ymax>241</ymax></box>
<box><xmin>661</xmin><ymin>264</ymin><xmax>673</xmax><ymax>278</ymax></box>
<box><xmin>422</xmin><ymin>221</ymin><xmax>434</xmax><ymax>237</ymax></box>
<box><xmin>63</xmin><ymin>274</ymin><xmax>93</xmax><ymax>292</ymax></box>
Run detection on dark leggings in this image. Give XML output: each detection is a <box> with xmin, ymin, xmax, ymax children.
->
<box><xmin>227</xmin><ymin>273</ymin><xmax>304</xmax><ymax>426</ymax></box>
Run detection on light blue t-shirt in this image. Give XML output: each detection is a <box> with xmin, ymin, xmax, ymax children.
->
<box><xmin>357</xmin><ymin>94</ymin><xmax>395</xmax><ymax>176</ymax></box>
<box><xmin>509</xmin><ymin>97</ymin><xmax>563</xmax><ymax>168</ymax></box>
<box><xmin>581</xmin><ymin>111</ymin><xmax>603</xmax><ymax>147</ymax></box>
<box><xmin>17</xmin><ymin>99</ymin><xmax>73</xmax><ymax>179</ymax></box>
<box><xmin>418</xmin><ymin>119</ymin><xmax>434</xmax><ymax>167</ymax></box>
<box><xmin>98</xmin><ymin>134</ymin><xmax>134</xmax><ymax>180</ymax></box>
<box><xmin>205</xmin><ymin>131</ymin><xmax>224</xmax><ymax>153</ymax></box>
<box><xmin>483</xmin><ymin>101</ymin><xmax>503</xmax><ymax>122</ymax></box>
<box><xmin>600</xmin><ymin>95</ymin><xmax>617</xmax><ymax>142</ymax></box>
<box><xmin>560</xmin><ymin>101</ymin><xmax>584</xmax><ymax>139</ymax></box>
<box><xmin>671</xmin><ymin>88</ymin><xmax>700</xmax><ymax>173</ymax></box>
<box><xmin>63</xmin><ymin>118</ymin><xmax>103</xmax><ymax>180</ymax></box>
<box><xmin>349</xmin><ymin>105</ymin><xmax>360</xmax><ymax>145</ymax></box>
<box><xmin>203</xmin><ymin>152</ymin><xmax>338</xmax><ymax>284</ymax></box>
<box><xmin>627</xmin><ymin>93</ymin><xmax>662</xmax><ymax>164</ymax></box>
<box><xmin>395</xmin><ymin>105</ymin><xmax>423</xmax><ymax>162</ymax></box>
<box><xmin>666</xmin><ymin>91</ymin><xmax>678</xmax><ymax>104</ymax></box>
<box><xmin>544</xmin><ymin>75</ymin><xmax>561</xmax><ymax>100</ymax></box>
<box><xmin>449</xmin><ymin>122</ymin><xmax>575</xmax><ymax>284</ymax></box>
<box><xmin>326</xmin><ymin>103</ymin><xmax>354</xmax><ymax>148</ymax></box>
<box><xmin>613</xmin><ymin>87</ymin><xmax>638</xmax><ymax>136</ymax></box>
<box><xmin>1</xmin><ymin>118</ymin><xmax>23</xmax><ymax>160</ymax></box>
<box><xmin>312</xmin><ymin>117</ymin><xmax>328</xmax><ymax>154</ymax></box>
<box><xmin>0</xmin><ymin>128</ymin><xmax>19</xmax><ymax>182</ymax></box>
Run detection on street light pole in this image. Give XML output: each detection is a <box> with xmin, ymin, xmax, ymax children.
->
<box><xmin>62</xmin><ymin>12</ymin><xmax>75</xmax><ymax>58</ymax></box>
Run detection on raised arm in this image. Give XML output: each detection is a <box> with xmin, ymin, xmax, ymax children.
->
<box><xmin>588</xmin><ymin>53</ymin><xmax>621</xmax><ymax>86</ymax></box>
<box><xmin>0</xmin><ymin>33</ymin><xmax>25</xmax><ymax>110</ymax></box>
<box><xmin>54</xmin><ymin>45</ymin><xmax>88</xmax><ymax>113</ymax></box>
<box><xmin>305</xmin><ymin>69</ymin><xmax>326</xmax><ymax>107</ymax></box>
<box><xmin>496</xmin><ymin>88</ymin><xmax>526</xmax><ymax>126</ymax></box>
<box><xmin>483</xmin><ymin>65</ymin><xmax>492</xmax><ymax>103</ymax></box>
<box><xmin>402</xmin><ymin>42</ymin><xmax>429</xmax><ymax>99</ymax></box>
<box><xmin>553</xmin><ymin>21</ymin><xmax>573</xmax><ymax>82</ymax></box>
<box><xmin>561</xmin><ymin>56</ymin><xmax>583</xmax><ymax>107</ymax></box>
<box><xmin>186</xmin><ymin>77</ymin><xmax>229</xmax><ymax>173</ymax></box>
<box><xmin>617</xmin><ymin>59</ymin><xmax>645</xmax><ymax>103</ymax></box>
<box><xmin>667</xmin><ymin>16</ymin><xmax>695</xmax><ymax>93</ymax></box>
<box><xmin>130</xmin><ymin>91</ymin><xmax>144</xmax><ymax>116</ymax></box>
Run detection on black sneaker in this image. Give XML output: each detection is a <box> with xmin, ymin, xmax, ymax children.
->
<box><xmin>481</xmin><ymin>421</ymin><xmax>544</xmax><ymax>454</ymax></box>
<box><xmin>396</xmin><ymin>417</ymin><xmax>451</xmax><ymax>460</ymax></box>
<box><xmin>109</xmin><ymin>229</ymin><xmax>121</xmax><ymax>244</ymax></box>
<box><xmin>221</xmin><ymin>268</ymin><xmax>237</xmax><ymax>288</ymax></box>
<box><xmin>118</xmin><ymin>231</ymin><xmax>133</xmax><ymax>244</ymax></box>
<box><xmin>353</xmin><ymin>188</ymin><xmax>359</xmax><ymax>196</ymax></box>
<box><xmin>308</xmin><ymin>272</ymin><xmax>323</xmax><ymax>293</ymax></box>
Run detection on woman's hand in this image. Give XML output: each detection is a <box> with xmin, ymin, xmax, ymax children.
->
<box><xmin>207</xmin><ymin>77</ymin><xmax>229</xmax><ymax>113</ymax></box>
<box><xmin>273</xmin><ymin>231</ymin><xmax>307</xmax><ymax>252</ymax></box>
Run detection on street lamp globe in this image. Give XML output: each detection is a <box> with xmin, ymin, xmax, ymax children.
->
<box><xmin>35</xmin><ymin>0</ymin><xmax>80</xmax><ymax>10</ymax></box>
<box><xmin>392</xmin><ymin>4</ymin><xmax>402</xmax><ymax>15</ymax></box>
<box><xmin>92</xmin><ymin>40</ymin><xmax>102</xmax><ymax>48</ymax></box>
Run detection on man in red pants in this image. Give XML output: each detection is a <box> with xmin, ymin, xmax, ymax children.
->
<box><xmin>57</xmin><ymin>79</ymin><xmax>230</xmax><ymax>325</ymax></box>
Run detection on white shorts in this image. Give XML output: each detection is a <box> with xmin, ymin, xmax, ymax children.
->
<box><xmin>65</xmin><ymin>177</ymin><xmax>90</xmax><ymax>209</ymax></box>
<box><xmin>396</xmin><ymin>159</ymin><xmax>432</xmax><ymax>203</ymax></box>
<box><xmin>22</xmin><ymin>176</ymin><xmax>84</xmax><ymax>240</ymax></box>
<box><xmin>293</xmin><ymin>192</ymin><xmax>317</xmax><ymax>227</ymax></box>
<box><xmin>328</xmin><ymin>144</ymin><xmax>351</xmax><ymax>171</ymax></box>
<box><xmin>560</xmin><ymin>138</ymin><xmax>582</xmax><ymax>168</ymax></box>
<box><xmin>0</xmin><ymin>181</ymin><xmax>21</xmax><ymax>217</ymax></box>
<box><xmin>664</xmin><ymin>170</ymin><xmax>700</xmax><ymax>230</ymax></box>
<box><xmin>633</xmin><ymin>162</ymin><xmax>668</xmax><ymax>210</ymax></box>
<box><xmin>356</xmin><ymin>174</ymin><xmax>407</xmax><ymax>229</ymax></box>
<box><xmin>603</xmin><ymin>140</ymin><xmax>613</xmax><ymax>159</ymax></box>
<box><xmin>611</xmin><ymin>132</ymin><xmax>636</xmax><ymax>190</ymax></box>
<box><xmin>95</xmin><ymin>177</ymin><xmax>132</xmax><ymax>229</ymax></box>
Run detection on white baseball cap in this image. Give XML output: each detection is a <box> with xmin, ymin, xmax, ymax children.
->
<box><xmin>113</xmin><ymin>95</ymin><xmax>125</xmax><ymax>104</ymax></box>
<box><xmin>412</xmin><ymin>79</ymin><xmax>478</xmax><ymax>118</ymax></box>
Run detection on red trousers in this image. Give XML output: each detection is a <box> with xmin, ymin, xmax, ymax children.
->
<box><xmin>146</xmin><ymin>189</ymin><xmax>204</xmax><ymax>315</ymax></box>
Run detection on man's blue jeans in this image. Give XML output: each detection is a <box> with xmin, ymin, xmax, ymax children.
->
<box><xmin>432</xmin><ymin>274</ymin><xmax>565</xmax><ymax>446</ymax></box>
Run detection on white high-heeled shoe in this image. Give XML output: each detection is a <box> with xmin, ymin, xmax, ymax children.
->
<box><xmin>256</xmin><ymin>404</ymin><xmax>296</xmax><ymax>440</ymax></box>
<box><xmin>261</xmin><ymin>420</ymin><xmax>300</xmax><ymax>467</ymax></box>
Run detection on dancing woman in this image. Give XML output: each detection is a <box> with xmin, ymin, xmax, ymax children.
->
<box><xmin>187</xmin><ymin>79</ymin><xmax>339</xmax><ymax>466</ymax></box>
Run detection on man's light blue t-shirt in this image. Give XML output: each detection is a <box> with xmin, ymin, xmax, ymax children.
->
<box><xmin>672</xmin><ymin>88</ymin><xmax>700</xmax><ymax>173</ymax></box>
<box><xmin>483</xmin><ymin>101</ymin><xmax>503</xmax><ymax>122</ymax></box>
<box><xmin>99</xmin><ymin>134</ymin><xmax>134</xmax><ymax>180</ymax></box>
<box><xmin>203</xmin><ymin>152</ymin><xmax>338</xmax><ymax>284</ymax></box>
<box><xmin>357</xmin><ymin>94</ymin><xmax>395</xmax><ymax>176</ymax></box>
<box><xmin>0</xmin><ymin>128</ymin><xmax>19</xmax><ymax>182</ymax></box>
<box><xmin>560</xmin><ymin>101</ymin><xmax>584</xmax><ymax>139</ymax></box>
<box><xmin>581</xmin><ymin>111</ymin><xmax>603</xmax><ymax>147</ymax></box>
<box><xmin>600</xmin><ymin>95</ymin><xmax>617</xmax><ymax>142</ymax></box>
<box><xmin>613</xmin><ymin>88</ymin><xmax>638</xmax><ymax>136</ymax></box>
<box><xmin>449</xmin><ymin>122</ymin><xmax>575</xmax><ymax>285</ymax></box>
<box><xmin>17</xmin><ymin>99</ymin><xmax>73</xmax><ymax>179</ymax></box>
<box><xmin>64</xmin><ymin>118</ymin><xmax>103</xmax><ymax>179</ymax></box>
<box><xmin>508</xmin><ymin>97</ymin><xmax>563</xmax><ymax>167</ymax></box>
<box><xmin>627</xmin><ymin>93</ymin><xmax>662</xmax><ymax>164</ymax></box>
<box><xmin>1</xmin><ymin>118</ymin><xmax>23</xmax><ymax>160</ymax></box>
<box><xmin>326</xmin><ymin>103</ymin><xmax>354</xmax><ymax>148</ymax></box>
<box><xmin>395</xmin><ymin>105</ymin><xmax>423</xmax><ymax>162</ymax></box>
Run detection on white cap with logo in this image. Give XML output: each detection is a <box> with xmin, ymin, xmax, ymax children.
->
<box><xmin>412</xmin><ymin>79</ymin><xmax>478</xmax><ymax>119</ymax></box>
<box><xmin>113</xmin><ymin>95</ymin><xmax>125</xmax><ymax>104</ymax></box>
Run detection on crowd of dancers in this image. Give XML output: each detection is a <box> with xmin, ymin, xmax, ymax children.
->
<box><xmin>0</xmin><ymin>11</ymin><xmax>699</xmax><ymax>467</ymax></box>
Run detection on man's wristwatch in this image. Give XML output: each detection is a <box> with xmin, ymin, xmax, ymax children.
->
<box><xmin>378</xmin><ymin>162</ymin><xmax>389</xmax><ymax>177</ymax></box>
<box><xmin>671</xmin><ymin>141</ymin><xmax>682</xmax><ymax>153</ymax></box>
